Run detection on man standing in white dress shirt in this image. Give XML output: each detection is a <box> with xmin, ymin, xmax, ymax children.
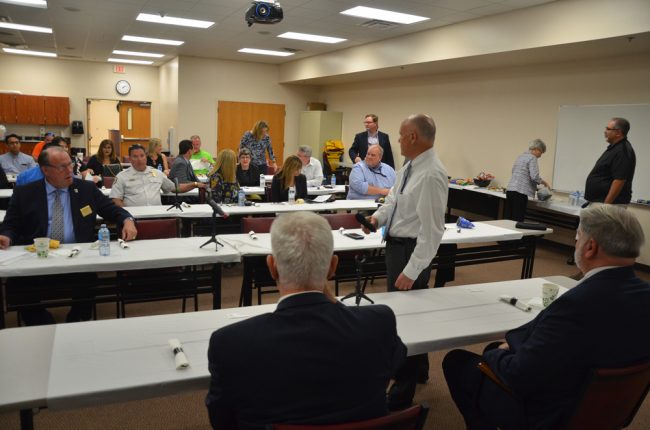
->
<box><xmin>361</xmin><ymin>113</ymin><xmax>448</xmax><ymax>410</ymax></box>
<box><xmin>297</xmin><ymin>145</ymin><xmax>324</xmax><ymax>187</ymax></box>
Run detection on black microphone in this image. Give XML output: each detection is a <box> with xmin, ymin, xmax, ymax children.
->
<box><xmin>174</xmin><ymin>177</ymin><xmax>180</xmax><ymax>198</ymax></box>
<box><xmin>355</xmin><ymin>213</ymin><xmax>376</xmax><ymax>232</ymax></box>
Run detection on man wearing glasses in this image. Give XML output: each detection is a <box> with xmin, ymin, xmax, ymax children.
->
<box><xmin>0</xmin><ymin>146</ymin><xmax>137</xmax><ymax>325</ymax></box>
<box><xmin>349</xmin><ymin>114</ymin><xmax>395</xmax><ymax>169</ymax></box>
<box><xmin>584</xmin><ymin>118</ymin><xmax>636</xmax><ymax>205</ymax></box>
<box><xmin>347</xmin><ymin>145</ymin><xmax>396</xmax><ymax>200</ymax></box>
<box><xmin>111</xmin><ymin>144</ymin><xmax>201</xmax><ymax>207</ymax></box>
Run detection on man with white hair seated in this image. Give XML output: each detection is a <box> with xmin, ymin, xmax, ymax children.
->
<box><xmin>443</xmin><ymin>205</ymin><xmax>650</xmax><ymax>430</ymax></box>
<box><xmin>206</xmin><ymin>211</ymin><xmax>406</xmax><ymax>430</ymax></box>
<box><xmin>297</xmin><ymin>145</ymin><xmax>324</xmax><ymax>187</ymax></box>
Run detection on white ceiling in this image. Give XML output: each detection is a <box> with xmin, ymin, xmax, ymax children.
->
<box><xmin>0</xmin><ymin>0</ymin><xmax>558</xmax><ymax>65</ymax></box>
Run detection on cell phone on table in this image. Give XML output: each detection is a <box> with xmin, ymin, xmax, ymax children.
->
<box><xmin>344</xmin><ymin>232</ymin><xmax>364</xmax><ymax>240</ymax></box>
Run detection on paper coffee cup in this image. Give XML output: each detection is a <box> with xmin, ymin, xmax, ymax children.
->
<box><xmin>542</xmin><ymin>283</ymin><xmax>560</xmax><ymax>308</ymax></box>
<box><xmin>34</xmin><ymin>237</ymin><xmax>50</xmax><ymax>258</ymax></box>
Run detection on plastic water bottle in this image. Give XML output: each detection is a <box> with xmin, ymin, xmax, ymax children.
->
<box><xmin>259</xmin><ymin>174</ymin><xmax>265</xmax><ymax>188</ymax></box>
<box><xmin>98</xmin><ymin>224</ymin><xmax>110</xmax><ymax>256</ymax></box>
<box><xmin>288</xmin><ymin>186</ymin><xmax>296</xmax><ymax>204</ymax></box>
<box><xmin>331</xmin><ymin>174</ymin><xmax>336</xmax><ymax>186</ymax></box>
<box><xmin>238</xmin><ymin>188</ymin><xmax>246</xmax><ymax>206</ymax></box>
<box><xmin>157</xmin><ymin>164</ymin><xmax>163</xmax><ymax>172</ymax></box>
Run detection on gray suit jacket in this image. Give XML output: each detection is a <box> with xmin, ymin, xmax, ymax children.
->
<box><xmin>168</xmin><ymin>156</ymin><xmax>198</xmax><ymax>183</ymax></box>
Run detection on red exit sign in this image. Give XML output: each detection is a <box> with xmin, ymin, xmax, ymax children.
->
<box><xmin>113</xmin><ymin>64</ymin><xmax>126</xmax><ymax>74</ymax></box>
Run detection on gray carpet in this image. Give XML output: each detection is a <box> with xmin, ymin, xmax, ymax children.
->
<box><xmin>1</xmin><ymin>243</ymin><xmax>649</xmax><ymax>429</ymax></box>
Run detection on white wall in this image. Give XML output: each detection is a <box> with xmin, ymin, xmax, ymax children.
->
<box><xmin>176</xmin><ymin>56</ymin><xmax>319</xmax><ymax>157</ymax></box>
<box><xmin>0</xmin><ymin>55</ymin><xmax>160</xmax><ymax>149</ymax></box>
<box><xmin>319</xmin><ymin>53</ymin><xmax>650</xmax><ymax>264</ymax></box>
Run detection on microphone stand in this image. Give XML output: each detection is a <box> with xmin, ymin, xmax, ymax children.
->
<box><xmin>200</xmin><ymin>189</ymin><xmax>224</xmax><ymax>251</ymax></box>
<box><xmin>167</xmin><ymin>177</ymin><xmax>184</xmax><ymax>212</ymax></box>
<box><xmin>341</xmin><ymin>255</ymin><xmax>374</xmax><ymax>306</ymax></box>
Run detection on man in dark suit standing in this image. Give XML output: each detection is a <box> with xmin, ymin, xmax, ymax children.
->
<box><xmin>0</xmin><ymin>146</ymin><xmax>137</xmax><ymax>325</ymax></box>
<box><xmin>206</xmin><ymin>211</ymin><xmax>406</xmax><ymax>430</ymax></box>
<box><xmin>349</xmin><ymin>114</ymin><xmax>395</xmax><ymax>168</ymax></box>
<box><xmin>442</xmin><ymin>205</ymin><xmax>650</xmax><ymax>430</ymax></box>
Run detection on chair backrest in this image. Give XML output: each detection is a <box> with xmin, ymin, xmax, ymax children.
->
<box><xmin>321</xmin><ymin>213</ymin><xmax>359</xmax><ymax>230</ymax></box>
<box><xmin>102</xmin><ymin>176</ymin><xmax>115</xmax><ymax>189</ymax></box>
<box><xmin>242</xmin><ymin>216</ymin><xmax>275</xmax><ymax>234</ymax></box>
<box><xmin>270</xmin><ymin>404</ymin><xmax>428</xmax><ymax>430</ymax></box>
<box><xmin>564</xmin><ymin>360</ymin><xmax>650</xmax><ymax>430</ymax></box>
<box><xmin>267</xmin><ymin>165</ymin><xmax>277</xmax><ymax>175</ymax></box>
<box><xmin>122</xmin><ymin>155</ymin><xmax>131</xmax><ymax>163</ymax></box>
<box><xmin>134</xmin><ymin>219</ymin><xmax>179</xmax><ymax>240</ymax></box>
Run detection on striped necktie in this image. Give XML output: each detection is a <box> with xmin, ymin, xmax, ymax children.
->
<box><xmin>51</xmin><ymin>189</ymin><xmax>65</xmax><ymax>242</ymax></box>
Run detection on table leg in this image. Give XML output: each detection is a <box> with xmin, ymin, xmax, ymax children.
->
<box><xmin>240</xmin><ymin>258</ymin><xmax>253</xmax><ymax>307</ymax></box>
<box><xmin>20</xmin><ymin>408</ymin><xmax>34</xmax><ymax>430</ymax></box>
<box><xmin>212</xmin><ymin>264</ymin><xmax>222</xmax><ymax>310</ymax></box>
<box><xmin>0</xmin><ymin>280</ymin><xmax>5</xmax><ymax>329</ymax></box>
<box><xmin>520</xmin><ymin>237</ymin><xmax>537</xmax><ymax>279</ymax></box>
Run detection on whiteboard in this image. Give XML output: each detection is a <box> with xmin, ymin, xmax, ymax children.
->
<box><xmin>553</xmin><ymin>104</ymin><xmax>650</xmax><ymax>202</ymax></box>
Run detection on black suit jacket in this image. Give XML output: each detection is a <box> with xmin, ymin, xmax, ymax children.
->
<box><xmin>0</xmin><ymin>178</ymin><xmax>132</xmax><ymax>245</ymax></box>
<box><xmin>206</xmin><ymin>293</ymin><xmax>406</xmax><ymax>430</ymax></box>
<box><xmin>270</xmin><ymin>174</ymin><xmax>308</xmax><ymax>202</ymax></box>
<box><xmin>483</xmin><ymin>267</ymin><xmax>650</xmax><ymax>429</ymax></box>
<box><xmin>349</xmin><ymin>131</ymin><xmax>394</xmax><ymax>168</ymax></box>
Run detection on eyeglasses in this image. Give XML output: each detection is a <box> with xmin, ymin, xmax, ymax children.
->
<box><xmin>45</xmin><ymin>161</ymin><xmax>74</xmax><ymax>172</ymax></box>
<box><xmin>605</xmin><ymin>127</ymin><xmax>620</xmax><ymax>131</ymax></box>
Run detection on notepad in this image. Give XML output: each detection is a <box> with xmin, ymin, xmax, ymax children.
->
<box><xmin>311</xmin><ymin>195</ymin><xmax>331</xmax><ymax>203</ymax></box>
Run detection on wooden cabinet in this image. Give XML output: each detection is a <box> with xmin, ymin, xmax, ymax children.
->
<box><xmin>0</xmin><ymin>93</ymin><xmax>17</xmax><ymax>124</ymax></box>
<box><xmin>0</xmin><ymin>94</ymin><xmax>69</xmax><ymax>125</ymax></box>
<box><xmin>44</xmin><ymin>96</ymin><xmax>70</xmax><ymax>125</ymax></box>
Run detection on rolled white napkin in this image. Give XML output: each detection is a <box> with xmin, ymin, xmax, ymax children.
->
<box><xmin>168</xmin><ymin>339</ymin><xmax>189</xmax><ymax>370</ymax></box>
<box><xmin>248</xmin><ymin>231</ymin><xmax>258</xmax><ymax>240</ymax></box>
<box><xmin>69</xmin><ymin>246</ymin><xmax>81</xmax><ymax>257</ymax></box>
<box><xmin>117</xmin><ymin>238</ymin><xmax>130</xmax><ymax>249</ymax></box>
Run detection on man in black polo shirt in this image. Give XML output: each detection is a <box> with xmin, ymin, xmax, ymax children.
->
<box><xmin>584</xmin><ymin>117</ymin><xmax>636</xmax><ymax>204</ymax></box>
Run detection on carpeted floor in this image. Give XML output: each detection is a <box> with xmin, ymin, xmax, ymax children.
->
<box><xmin>1</xmin><ymin>243</ymin><xmax>649</xmax><ymax>429</ymax></box>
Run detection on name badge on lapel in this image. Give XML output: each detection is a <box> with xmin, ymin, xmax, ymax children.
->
<box><xmin>80</xmin><ymin>205</ymin><xmax>93</xmax><ymax>217</ymax></box>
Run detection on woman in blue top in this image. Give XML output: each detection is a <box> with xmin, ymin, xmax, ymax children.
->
<box><xmin>239</xmin><ymin>120</ymin><xmax>276</xmax><ymax>174</ymax></box>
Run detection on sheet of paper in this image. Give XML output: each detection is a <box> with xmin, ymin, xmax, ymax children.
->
<box><xmin>311</xmin><ymin>195</ymin><xmax>331</xmax><ymax>203</ymax></box>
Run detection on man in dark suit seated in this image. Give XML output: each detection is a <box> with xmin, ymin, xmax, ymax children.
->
<box><xmin>205</xmin><ymin>211</ymin><xmax>407</xmax><ymax>430</ymax></box>
<box><xmin>0</xmin><ymin>146</ymin><xmax>138</xmax><ymax>325</ymax></box>
<box><xmin>442</xmin><ymin>205</ymin><xmax>650</xmax><ymax>430</ymax></box>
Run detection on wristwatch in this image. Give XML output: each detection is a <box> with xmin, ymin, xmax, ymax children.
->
<box><xmin>194</xmin><ymin>182</ymin><xmax>198</xmax><ymax>187</ymax></box>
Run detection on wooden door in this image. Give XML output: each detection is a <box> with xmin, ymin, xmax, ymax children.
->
<box><xmin>217</xmin><ymin>101</ymin><xmax>285</xmax><ymax>164</ymax></box>
<box><xmin>44</xmin><ymin>96</ymin><xmax>70</xmax><ymax>125</ymax></box>
<box><xmin>16</xmin><ymin>95</ymin><xmax>45</xmax><ymax>124</ymax></box>
<box><xmin>0</xmin><ymin>94</ymin><xmax>17</xmax><ymax>124</ymax></box>
<box><xmin>118</xmin><ymin>101</ymin><xmax>151</xmax><ymax>158</ymax></box>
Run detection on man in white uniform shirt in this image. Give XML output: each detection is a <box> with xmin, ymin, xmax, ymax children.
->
<box><xmin>110</xmin><ymin>144</ymin><xmax>199</xmax><ymax>207</ymax></box>
<box><xmin>361</xmin><ymin>113</ymin><xmax>448</xmax><ymax>410</ymax></box>
<box><xmin>297</xmin><ymin>145</ymin><xmax>324</xmax><ymax>187</ymax></box>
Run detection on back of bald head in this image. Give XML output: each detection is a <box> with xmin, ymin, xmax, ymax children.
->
<box><xmin>38</xmin><ymin>145</ymin><xmax>67</xmax><ymax>167</ymax></box>
<box><xmin>406</xmin><ymin>114</ymin><xmax>436</xmax><ymax>146</ymax></box>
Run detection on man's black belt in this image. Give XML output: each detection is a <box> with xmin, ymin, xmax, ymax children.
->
<box><xmin>385</xmin><ymin>235</ymin><xmax>417</xmax><ymax>245</ymax></box>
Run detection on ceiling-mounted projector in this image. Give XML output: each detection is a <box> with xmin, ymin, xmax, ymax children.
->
<box><xmin>245</xmin><ymin>1</ymin><xmax>283</xmax><ymax>27</ymax></box>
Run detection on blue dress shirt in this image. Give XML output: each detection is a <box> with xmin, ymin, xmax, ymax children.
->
<box><xmin>347</xmin><ymin>161</ymin><xmax>397</xmax><ymax>200</ymax></box>
<box><xmin>16</xmin><ymin>166</ymin><xmax>44</xmax><ymax>186</ymax></box>
<box><xmin>45</xmin><ymin>180</ymin><xmax>75</xmax><ymax>243</ymax></box>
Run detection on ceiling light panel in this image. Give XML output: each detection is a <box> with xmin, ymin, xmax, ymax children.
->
<box><xmin>122</xmin><ymin>35</ymin><xmax>184</xmax><ymax>46</ymax></box>
<box><xmin>238</xmin><ymin>48</ymin><xmax>294</xmax><ymax>57</ymax></box>
<box><xmin>278</xmin><ymin>32</ymin><xmax>346</xmax><ymax>44</ymax></box>
<box><xmin>0</xmin><ymin>0</ymin><xmax>47</xmax><ymax>8</ymax></box>
<box><xmin>108</xmin><ymin>58</ymin><xmax>154</xmax><ymax>65</ymax></box>
<box><xmin>136</xmin><ymin>13</ymin><xmax>214</xmax><ymax>29</ymax></box>
<box><xmin>340</xmin><ymin>6</ymin><xmax>429</xmax><ymax>25</ymax></box>
<box><xmin>112</xmin><ymin>50</ymin><xmax>164</xmax><ymax>58</ymax></box>
<box><xmin>0</xmin><ymin>22</ymin><xmax>52</xmax><ymax>33</ymax></box>
<box><xmin>3</xmin><ymin>47</ymin><xmax>55</xmax><ymax>57</ymax></box>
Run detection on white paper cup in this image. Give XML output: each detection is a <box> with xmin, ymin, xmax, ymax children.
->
<box><xmin>34</xmin><ymin>237</ymin><xmax>50</xmax><ymax>258</ymax></box>
<box><xmin>542</xmin><ymin>283</ymin><xmax>560</xmax><ymax>308</ymax></box>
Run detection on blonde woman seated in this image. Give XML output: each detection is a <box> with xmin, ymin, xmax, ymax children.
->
<box><xmin>146</xmin><ymin>138</ymin><xmax>170</xmax><ymax>176</ymax></box>
<box><xmin>271</xmin><ymin>155</ymin><xmax>307</xmax><ymax>203</ymax></box>
<box><xmin>209</xmin><ymin>149</ymin><xmax>240</xmax><ymax>204</ymax></box>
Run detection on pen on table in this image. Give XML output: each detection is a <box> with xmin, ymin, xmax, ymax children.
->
<box><xmin>499</xmin><ymin>294</ymin><xmax>532</xmax><ymax>312</ymax></box>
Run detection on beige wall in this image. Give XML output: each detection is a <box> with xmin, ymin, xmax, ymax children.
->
<box><xmin>0</xmin><ymin>55</ymin><xmax>160</xmax><ymax>149</ymax></box>
<box><xmin>320</xmin><ymin>53</ymin><xmax>650</xmax><ymax>264</ymax></box>
<box><xmin>159</xmin><ymin>57</ymin><xmax>179</xmax><ymax>153</ymax></box>
<box><xmin>175</xmin><ymin>56</ymin><xmax>319</xmax><ymax>157</ymax></box>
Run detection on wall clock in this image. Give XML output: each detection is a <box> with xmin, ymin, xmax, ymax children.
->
<box><xmin>115</xmin><ymin>80</ymin><xmax>131</xmax><ymax>95</ymax></box>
